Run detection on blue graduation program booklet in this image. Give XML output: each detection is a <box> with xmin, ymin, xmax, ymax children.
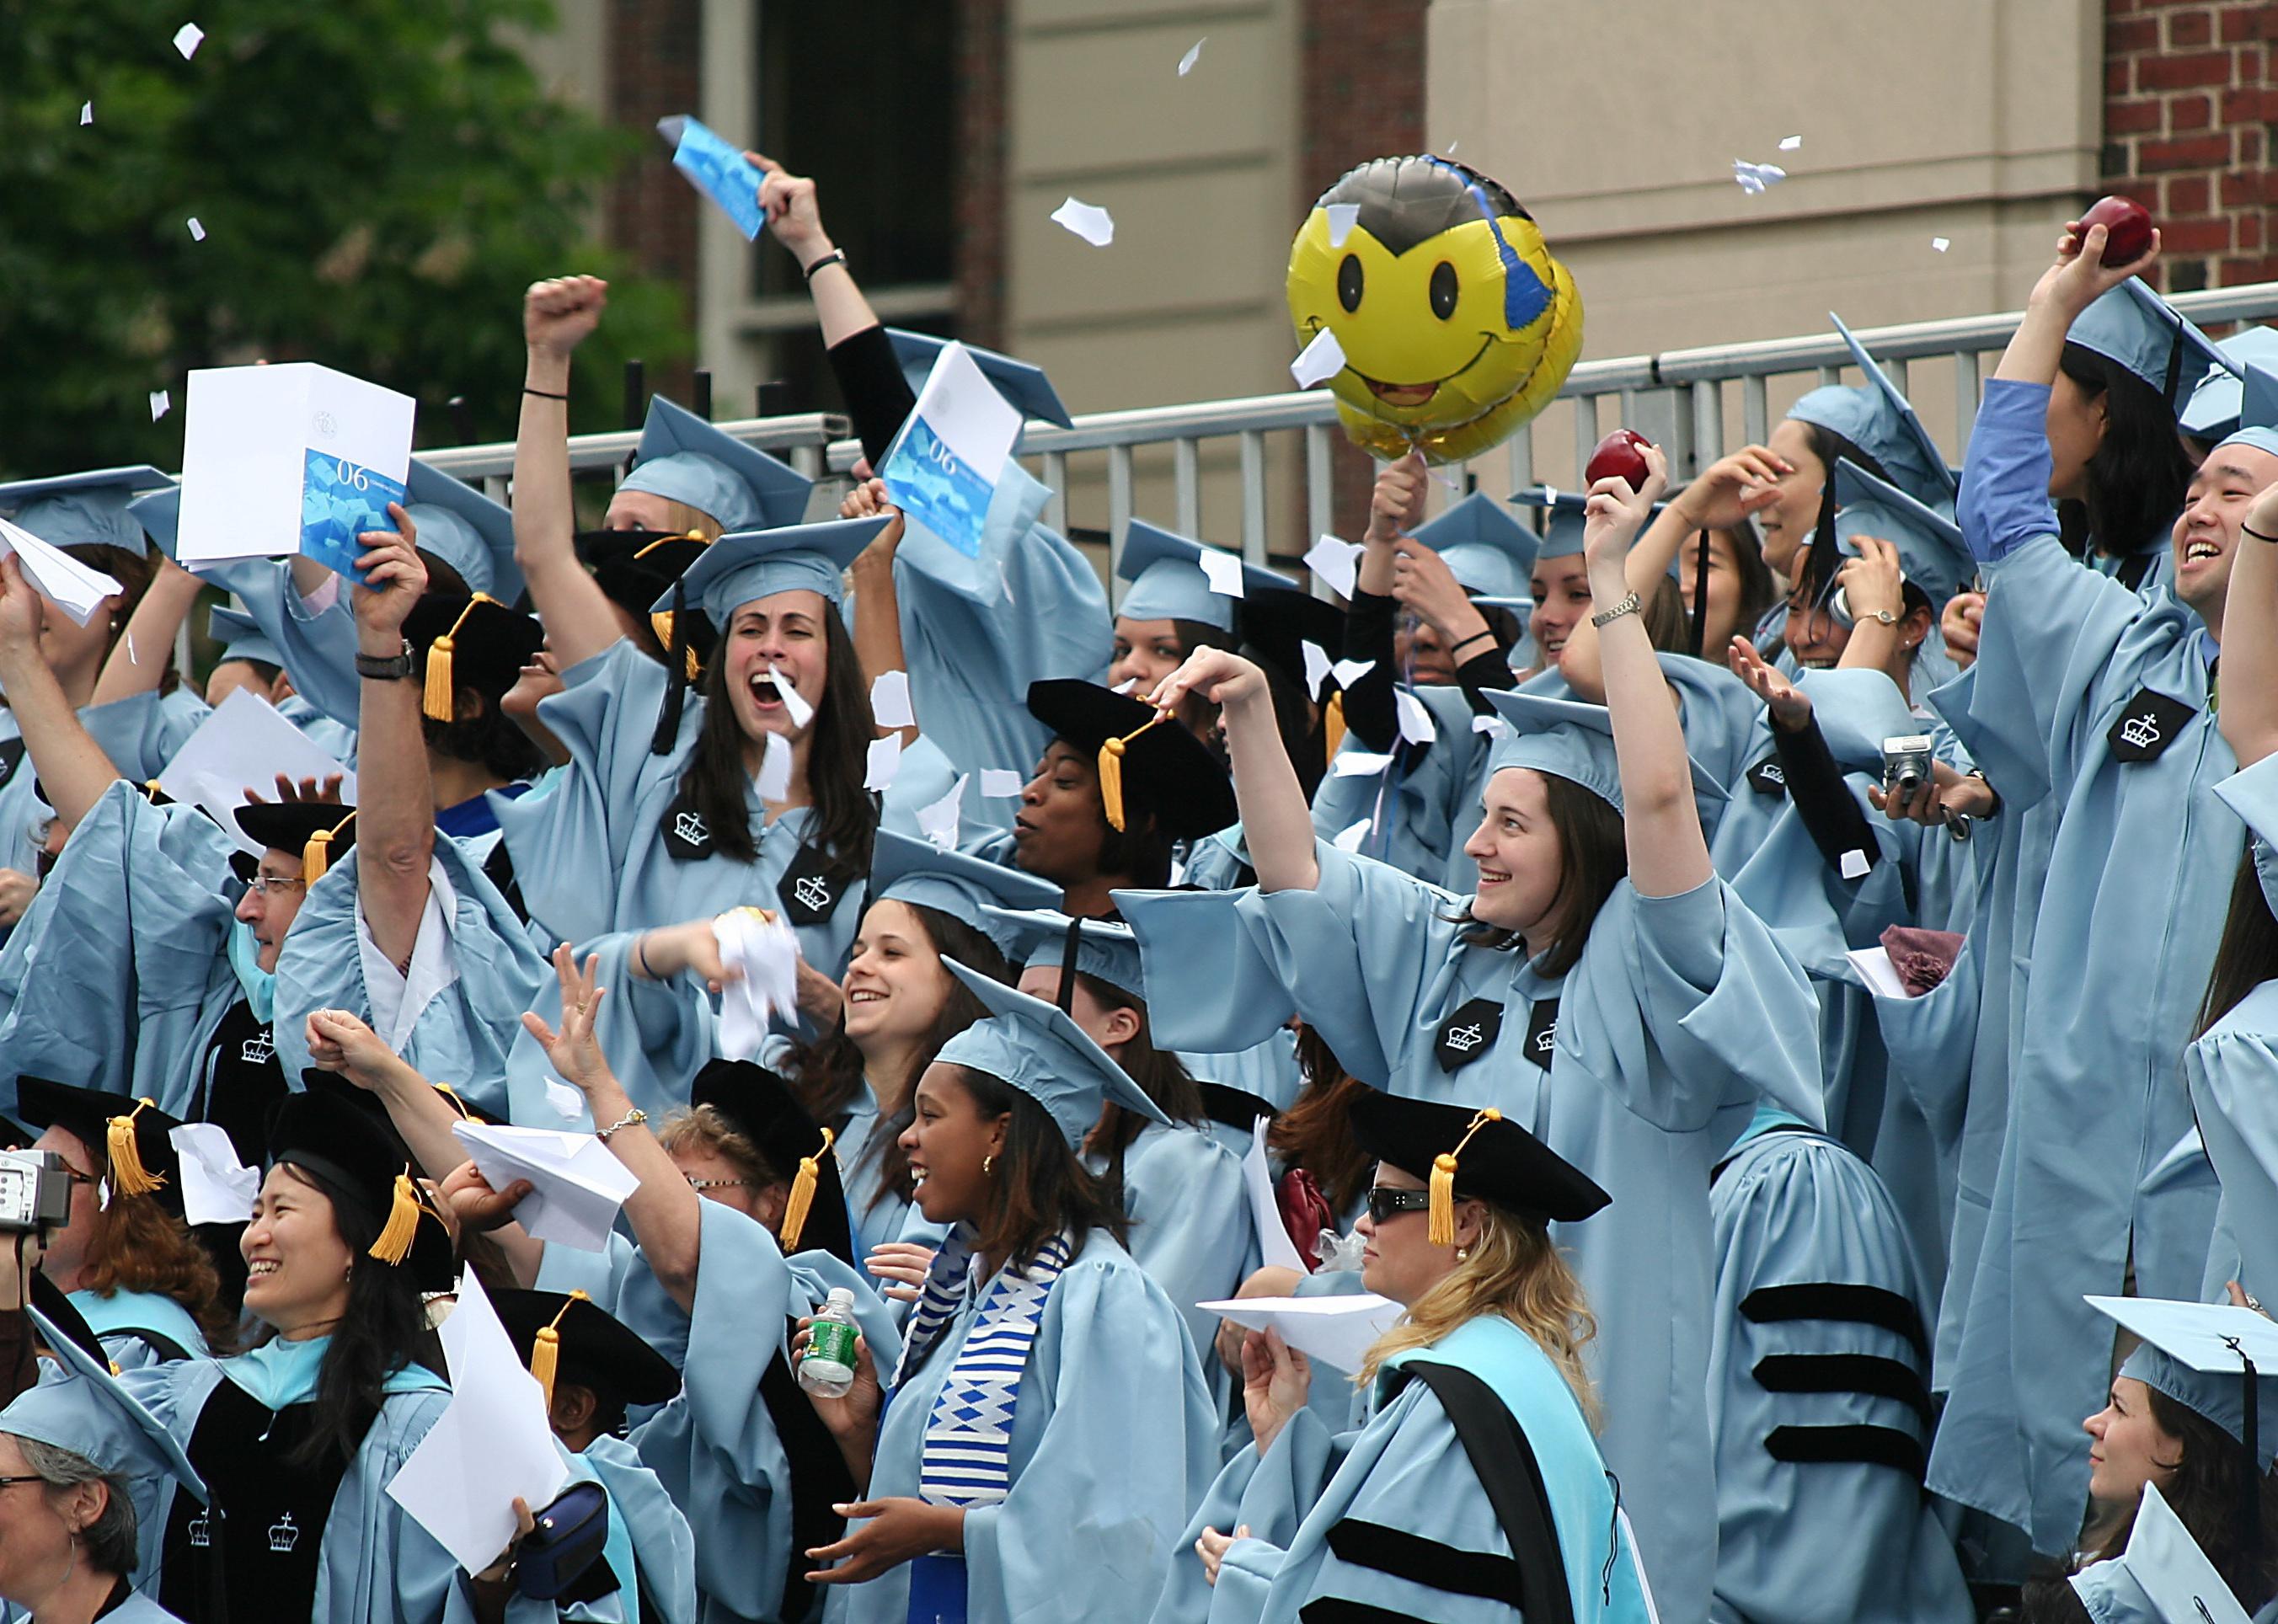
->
<box><xmin>659</xmin><ymin>115</ymin><xmax>765</xmax><ymax>241</ymax></box>
<box><xmin>299</xmin><ymin>451</ymin><xmax>405</xmax><ymax>585</ymax></box>
<box><xmin>880</xmin><ymin>341</ymin><xmax>1021</xmax><ymax>562</ymax></box>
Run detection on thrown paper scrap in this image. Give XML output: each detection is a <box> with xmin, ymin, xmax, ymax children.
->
<box><xmin>1197</xmin><ymin>547</ymin><xmax>1246</xmax><ymax>598</ymax></box>
<box><xmin>864</xmin><ymin>732</ymin><xmax>902</xmax><ymax>792</ymax></box>
<box><xmin>755</xmin><ymin>732</ymin><xmax>792</xmax><ymax>802</ymax></box>
<box><xmin>148</xmin><ymin>390</ymin><xmax>169</xmax><ymax>422</ymax></box>
<box><xmin>1243</xmin><ymin>1119</ymin><xmax>1304</xmax><ymax>1272</ymax></box>
<box><xmin>1778</xmin><ymin>134</ymin><xmax>1802</xmax><ymax>152</ymax></box>
<box><xmin>1332</xmin><ymin>749</ymin><xmax>1395</xmax><ymax>778</ymax></box>
<box><xmin>767</xmin><ymin>663</ymin><xmax>814</xmax><ymax>729</ymax></box>
<box><xmin>79</xmin><ymin>102</ymin><xmax>93</xmax><ymax>126</ymax></box>
<box><xmin>1332</xmin><ymin>818</ymin><xmax>1373</xmax><ymax>852</ymax></box>
<box><xmin>1112</xmin><ymin>676</ymin><xmax>1139</xmax><ymax>695</ymax></box>
<box><xmin>543</xmin><ymin>1078</ymin><xmax>585</xmax><ymax>1124</ymax></box>
<box><xmin>1732</xmin><ymin>160</ymin><xmax>1787</xmax><ymax>195</ymax></box>
<box><xmin>169</xmin><ymin>1123</ymin><xmax>258</xmax><ymax>1226</ymax></box>
<box><xmin>173</xmin><ymin>22</ymin><xmax>204</xmax><ymax>57</ymax></box>
<box><xmin>869</xmin><ymin>669</ymin><xmax>914</xmax><ymax>729</ymax></box>
<box><xmin>1303</xmin><ymin>532</ymin><xmax>1362</xmax><ymax>597</ymax></box>
<box><xmin>1932</xmin><ymin>237</ymin><xmax>1950</xmax><ymax>253</ymax></box>
<box><xmin>1394</xmin><ymin>688</ymin><xmax>1437</xmax><ymax>745</ymax></box>
<box><xmin>1301</xmin><ymin>639</ymin><xmax>1332</xmax><ymax>701</ymax></box>
<box><xmin>1473</xmin><ymin>713</ymin><xmax>1511</xmax><ymax>738</ymax></box>
<box><xmin>1325</xmin><ymin>203</ymin><xmax>1360</xmax><ymax>248</ymax></box>
<box><xmin>1331</xmin><ymin>657</ymin><xmax>1375</xmax><ymax>690</ymax></box>
<box><xmin>917</xmin><ymin>773</ymin><xmax>967</xmax><ymax>848</ymax></box>
<box><xmin>186</xmin><ymin>217</ymin><xmax>206</xmax><ymax>241</ymax></box>
<box><xmin>1291</xmin><ymin>328</ymin><xmax>1346</xmax><ymax>390</ymax></box>
<box><xmin>1178</xmin><ymin>38</ymin><xmax>1205</xmax><ymax>76</ymax></box>
<box><xmin>979</xmin><ymin>768</ymin><xmax>1024</xmax><ymax>799</ymax></box>
<box><xmin>1051</xmin><ymin>197</ymin><xmax>1115</xmax><ymax>248</ymax></box>
<box><xmin>1839</xmin><ymin>848</ymin><xmax>1869</xmax><ymax>879</ymax></box>
<box><xmin>714</xmin><ymin>907</ymin><xmax>800</xmax><ymax>1059</ymax></box>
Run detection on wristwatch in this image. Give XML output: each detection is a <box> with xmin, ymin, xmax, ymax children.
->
<box><xmin>355</xmin><ymin>639</ymin><xmax>414</xmax><ymax>681</ymax></box>
<box><xmin>1867</xmin><ymin>608</ymin><xmax>1899</xmax><ymax>627</ymax></box>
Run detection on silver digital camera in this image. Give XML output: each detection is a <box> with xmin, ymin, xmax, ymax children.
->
<box><xmin>1881</xmin><ymin>734</ymin><xmax>1935</xmax><ymax>797</ymax></box>
<box><xmin>0</xmin><ymin>1151</ymin><xmax>73</xmax><ymax>1233</ymax></box>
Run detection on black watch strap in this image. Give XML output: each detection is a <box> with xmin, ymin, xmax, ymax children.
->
<box><xmin>356</xmin><ymin>640</ymin><xmax>414</xmax><ymax>681</ymax></box>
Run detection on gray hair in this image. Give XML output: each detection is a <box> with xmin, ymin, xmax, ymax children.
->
<box><xmin>12</xmin><ymin>1434</ymin><xmax>137</xmax><ymax>1576</ymax></box>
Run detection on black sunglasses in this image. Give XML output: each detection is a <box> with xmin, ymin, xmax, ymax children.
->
<box><xmin>1365</xmin><ymin>1185</ymin><xmax>1433</xmax><ymax>1224</ymax></box>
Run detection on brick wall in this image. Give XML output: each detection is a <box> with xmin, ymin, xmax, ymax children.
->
<box><xmin>1301</xmin><ymin>0</ymin><xmax>1430</xmax><ymax>535</ymax></box>
<box><xmin>605</xmin><ymin>0</ymin><xmax>701</xmax><ymax>409</ymax></box>
<box><xmin>2102</xmin><ymin>0</ymin><xmax>2278</xmax><ymax>292</ymax></box>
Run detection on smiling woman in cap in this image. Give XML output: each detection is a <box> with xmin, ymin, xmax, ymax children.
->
<box><xmin>1163</xmin><ymin>1094</ymin><xmax>1654</xmax><ymax>1624</ymax></box>
<box><xmin>797</xmin><ymin>965</ymin><xmax>1217</xmax><ymax>1623</ymax></box>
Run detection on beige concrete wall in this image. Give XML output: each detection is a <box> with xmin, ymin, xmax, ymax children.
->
<box><xmin>511</xmin><ymin>0</ymin><xmax>610</xmax><ymax>115</ymax></box>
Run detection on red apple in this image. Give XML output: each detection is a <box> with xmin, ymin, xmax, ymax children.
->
<box><xmin>1586</xmin><ymin>429</ymin><xmax>1655</xmax><ymax>491</ymax></box>
<box><xmin>2080</xmin><ymin>195</ymin><xmax>2154</xmax><ymax>266</ymax></box>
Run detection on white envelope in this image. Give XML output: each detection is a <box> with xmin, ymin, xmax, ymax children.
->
<box><xmin>1243</xmin><ymin>1118</ymin><xmax>1305</xmax><ymax>1274</ymax></box>
<box><xmin>0</xmin><ymin>516</ymin><xmax>125</xmax><ymax>628</ymax></box>
<box><xmin>451</xmin><ymin>1121</ymin><xmax>640</xmax><ymax>1253</ymax></box>
<box><xmin>386</xmin><ymin>1272</ymin><xmax>569</xmax><ymax>1573</ymax></box>
<box><xmin>156</xmin><ymin>688</ymin><xmax>358</xmax><ymax>855</ymax></box>
<box><xmin>177</xmin><ymin>362</ymin><xmax>414</xmax><ymax>567</ymax></box>
<box><xmin>1197</xmin><ymin>1293</ymin><xmax>1404</xmax><ymax>1373</ymax></box>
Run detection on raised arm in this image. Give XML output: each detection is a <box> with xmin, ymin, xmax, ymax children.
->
<box><xmin>838</xmin><ymin>478</ymin><xmax>916</xmax><ymax>740</ymax></box>
<box><xmin>516</xmin><ymin>276</ymin><xmax>623</xmax><ymax>669</ymax></box>
<box><xmin>1152</xmin><ymin>646</ymin><xmax>1317</xmax><ymax>892</ymax></box>
<box><xmin>350</xmin><ymin>507</ymin><xmax>434</xmax><ymax>970</ymax></box>
<box><xmin>753</xmin><ymin>154</ymin><xmax>884</xmax><ymax>351</ymax></box>
<box><xmin>1339</xmin><ymin>452</ymin><xmax>1427</xmax><ymax>751</ymax></box>
<box><xmin>1640</xmin><ymin>444</ymin><xmax>1789</xmax><ymax>593</ymax></box>
<box><xmin>1582</xmin><ymin>451</ymin><xmax>1710</xmax><ymax>898</ymax></box>
<box><xmin>2223</xmin><ymin>482</ymin><xmax>2278</xmax><ymax>767</ymax></box>
<box><xmin>92</xmin><ymin>554</ymin><xmax>202</xmax><ymax>705</ymax></box>
<box><xmin>0</xmin><ymin>557</ymin><xmax>124</xmax><ymax>833</ymax></box>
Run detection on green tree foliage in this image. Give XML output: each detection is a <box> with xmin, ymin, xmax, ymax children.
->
<box><xmin>0</xmin><ymin>0</ymin><xmax>687</xmax><ymax>478</ymax></box>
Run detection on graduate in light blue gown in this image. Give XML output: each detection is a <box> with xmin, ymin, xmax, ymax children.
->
<box><xmin>1706</xmin><ymin>1108</ymin><xmax>1971</xmax><ymax>1624</ymax></box>
<box><xmin>0</xmin><ymin>1296</ymin><xmax>207</xmax><ymax>1623</ymax></box>
<box><xmin>202</xmin><ymin>606</ymin><xmax>359</xmax><ymax>765</ymax></box>
<box><xmin>493</xmin><ymin>1290</ymin><xmax>698</xmax><ymax>1624</ymax></box>
<box><xmin>1121</xmin><ymin>451</ymin><xmax>1824</xmax><ymax>1624</ymax></box>
<box><xmin>1158</xmin><ymin>1091</ymin><xmax>1653</xmax><ymax>1624</ymax></box>
<box><xmin>799</xmin><ymin>965</ymin><xmax>1217</xmax><ymax>1624</ymax></box>
<box><xmin>13</xmin><ymin>1080</ymin><xmax>222</xmax><ymax>1370</ymax></box>
<box><xmin>979</xmin><ymin>905</ymin><xmax>1258</xmax><ymax>1400</ymax></box>
<box><xmin>1923</xmin><ymin>229</ymin><xmax>2274</xmax><ymax>1557</ymax></box>
<box><xmin>270</xmin><ymin>516</ymin><xmax>549</xmax><ymax>1098</ymax></box>
<box><xmin>0</xmin><ymin>1078</ymin><xmax>582</xmax><ymax>1623</ymax></box>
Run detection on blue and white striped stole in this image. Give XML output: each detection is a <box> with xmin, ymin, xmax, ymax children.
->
<box><xmin>899</xmin><ymin>1230</ymin><xmax>1074</xmax><ymax>1509</ymax></box>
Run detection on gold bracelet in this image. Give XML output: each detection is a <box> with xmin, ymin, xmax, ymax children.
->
<box><xmin>596</xmin><ymin>1107</ymin><xmax>648</xmax><ymax>1141</ymax></box>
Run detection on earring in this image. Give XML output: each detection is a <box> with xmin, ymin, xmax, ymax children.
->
<box><xmin>982</xmin><ymin>1154</ymin><xmax>996</xmax><ymax>1177</ymax></box>
<box><xmin>1455</xmin><ymin>1247</ymin><xmax>1469</xmax><ymax>1262</ymax></box>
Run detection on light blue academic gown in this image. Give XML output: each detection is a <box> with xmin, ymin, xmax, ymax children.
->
<box><xmin>1924</xmin><ymin>379</ymin><xmax>2235</xmax><ymax>1553</ymax></box>
<box><xmin>1120</xmin><ymin>847</ymin><xmax>1825</xmax><ymax>1624</ymax></box>
<box><xmin>3</xmin><ymin>1338</ymin><xmax>574</xmax><ymax>1624</ymax></box>
<box><xmin>542</xmin><ymin>1200</ymin><xmax>902</xmax><ymax>1624</ymax></box>
<box><xmin>1707</xmin><ymin>1111</ymin><xmax>1971</xmax><ymax>1624</ymax></box>
<box><xmin>578</xmin><ymin>1433</ymin><xmax>698</xmax><ymax>1624</ymax></box>
<box><xmin>826</xmin><ymin>1228</ymin><xmax>1217</xmax><ymax>1624</ymax></box>
<box><xmin>1094</xmin><ymin>1119</ymin><xmax>1259</xmax><ymax>1405</ymax></box>
<box><xmin>1153</xmin><ymin>1313</ymin><xmax>1655</xmax><ymax>1624</ymax></box>
<box><xmin>195</xmin><ymin>558</ymin><xmax>362</xmax><ymax>729</ymax></box>
<box><xmin>1306</xmin><ymin>683</ymin><xmax>1491</xmax><ymax>888</ymax></box>
<box><xmin>271</xmin><ymin>840</ymin><xmax>548</xmax><ymax>1098</ymax></box>
<box><xmin>883</xmin><ymin>459</ymin><xmax>1111</xmax><ymax>835</ymax></box>
<box><xmin>72</xmin><ymin>1287</ymin><xmax>211</xmax><ymax>1371</ymax></box>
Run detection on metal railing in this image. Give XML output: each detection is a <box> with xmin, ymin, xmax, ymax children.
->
<box><xmin>413</xmin><ymin>280</ymin><xmax>2278</xmax><ymax>588</ymax></box>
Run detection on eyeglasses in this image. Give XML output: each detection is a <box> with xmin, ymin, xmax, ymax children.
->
<box><xmin>0</xmin><ymin>1476</ymin><xmax>48</xmax><ymax>1491</ymax></box>
<box><xmin>685</xmin><ymin>1176</ymin><xmax>751</xmax><ymax>1192</ymax></box>
<box><xmin>1364</xmin><ymin>1186</ymin><xmax>1433</xmax><ymax>1224</ymax></box>
<box><xmin>243</xmin><ymin>875</ymin><xmax>307</xmax><ymax>898</ymax></box>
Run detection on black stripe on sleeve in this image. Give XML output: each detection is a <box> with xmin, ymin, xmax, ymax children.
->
<box><xmin>1751</xmin><ymin>1353</ymin><xmax>1933</xmax><ymax>1424</ymax></box>
<box><xmin>1764</xmin><ymin>1424</ymin><xmax>1928</xmax><ymax>1477</ymax></box>
<box><xmin>1740</xmin><ymin>1283</ymin><xmax>1928</xmax><ymax>1359</ymax></box>
<box><xmin>1324</xmin><ymin>1517</ymin><xmax>1521</xmax><ymax>1601</ymax></box>
<box><xmin>1302</xmin><ymin>1598</ymin><xmax>1423</xmax><ymax>1624</ymax></box>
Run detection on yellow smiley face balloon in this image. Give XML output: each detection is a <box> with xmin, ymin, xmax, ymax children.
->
<box><xmin>1287</xmin><ymin>156</ymin><xmax>1583</xmax><ymax>465</ymax></box>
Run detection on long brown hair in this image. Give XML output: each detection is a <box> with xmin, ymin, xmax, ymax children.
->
<box><xmin>1078</xmin><ymin>971</ymin><xmax>1206</xmax><ymax>1166</ymax></box>
<box><xmin>2198</xmin><ymin>850</ymin><xmax>2278</xmax><ymax>1039</ymax></box>
<box><xmin>1455</xmin><ymin>771</ymin><xmax>1628</xmax><ymax>977</ymax></box>
<box><xmin>1355</xmin><ymin>1204</ymin><xmax>1599</xmax><ymax>1425</ymax></box>
<box><xmin>1267</xmin><ymin>1025</ymin><xmax>1375</xmax><ymax>1216</ymax></box>
<box><xmin>676</xmin><ymin>606</ymin><xmax>877</xmax><ymax>868</ymax></box>
<box><xmin>950</xmin><ymin>1066</ymin><xmax>1126</xmax><ymax>1270</ymax></box>
<box><xmin>77</xmin><ymin>1196</ymin><xmax>233</xmax><ymax>1354</ymax></box>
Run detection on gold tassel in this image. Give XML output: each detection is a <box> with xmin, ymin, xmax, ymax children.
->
<box><xmin>105</xmin><ymin>1099</ymin><xmax>165</xmax><ymax>1198</ymax></box>
<box><xmin>422</xmin><ymin>594</ymin><xmax>494</xmax><ymax>724</ymax></box>
<box><xmin>780</xmin><ymin>1127</ymin><xmax>836</xmax><ymax>1252</ymax></box>
<box><xmin>302</xmin><ymin>810</ymin><xmax>356</xmax><ymax>886</ymax></box>
<box><xmin>367</xmin><ymin>1168</ymin><xmax>423</xmax><ymax>1264</ymax></box>
<box><xmin>1098</xmin><ymin>712</ymin><xmax>1168</xmax><ymax>833</ymax></box>
<box><xmin>1426</xmin><ymin>1108</ymin><xmax>1502</xmax><ymax>1248</ymax></box>
<box><xmin>638</xmin><ymin>533</ymin><xmax>709</xmax><ymax>682</ymax></box>
<box><xmin>1323</xmin><ymin>692</ymin><xmax>1346</xmax><ymax>765</ymax></box>
<box><xmin>529</xmin><ymin>1290</ymin><xmax>586</xmax><ymax>1409</ymax></box>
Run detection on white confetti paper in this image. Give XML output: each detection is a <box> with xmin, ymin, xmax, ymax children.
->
<box><xmin>1325</xmin><ymin>203</ymin><xmax>1360</xmax><ymax>248</ymax></box>
<box><xmin>186</xmin><ymin>216</ymin><xmax>206</xmax><ymax>241</ymax></box>
<box><xmin>79</xmin><ymin>102</ymin><xmax>93</xmax><ymax>126</ymax></box>
<box><xmin>173</xmin><ymin>22</ymin><xmax>204</xmax><ymax>58</ymax></box>
<box><xmin>1197</xmin><ymin>548</ymin><xmax>1246</xmax><ymax>598</ymax></box>
<box><xmin>1303</xmin><ymin>532</ymin><xmax>1363</xmax><ymax>597</ymax></box>
<box><xmin>869</xmin><ymin>670</ymin><xmax>914</xmax><ymax>729</ymax></box>
<box><xmin>1178</xmin><ymin>38</ymin><xmax>1205</xmax><ymax>76</ymax></box>
<box><xmin>864</xmin><ymin>732</ymin><xmax>902</xmax><ymax>792</ymax></box>
<box><xmin>1301</xmin><ymin>639</ymin><xmax>1332</xmax><ymax>700</ymax></box>
<box><xmin>1932</xmin><ymin>236</ymin><xmax>1951</xmax><ymax>253</ymax></box>
<box><xmin>1291</xmin><ymin>328</ymin><xmax>1346</xmax><ymax>390</ymax></box>
<box><xmin>1331</xmin><ymin>750</ymin><xmax>1395</xmax><ymax>778</ymax></box>
<box><xmin>1051</xmin><ymin>196</ymin><xmax>1115</xmax><ymax>248</ymax></box>
<box><xmin>1394</xmin><ymin>688</ymin><xmax>1437</xmax><ymax>745</ymax></box>
<box><xmin>1732</xmin><ymin>160</ymin><xmax>1787</xmax><ymax>195</ymax></box>
<box><xmin>980</xmin><ymin>768</ymin><xmax>1024</xmax><ymax>799</ymax></box>
<box><xmin>1331</xmin><ymin>657</ymin><xmax>1375</xmax><ymax>690</ymax></box>
<box><xmin>767</xmin><ymin>663</ymin><xmax>814</xmax><ymax>729</ymax></box>
<box><xmin>917</xmin><ymin>773</ymin><xmax>967</xmax><ymax>849</ymax></box>
<box><xmin>1778</xmin><ymin>134</ymin><xmax>1802</xmax><ymax>152</ymax></box>
<box><xmin>1332</xmin><ymin>819</ymin><xmax>1373</xmax><ymax>852</ymax></box>
<box><xmin>149</xmin><ymin>389</ymin><xmax>170</xmax><ymax>421</ymax></box>
<box><xmin>755</xmin><ymin>732</ymin><xmax>792</xmax><ymax>801</ymax></box>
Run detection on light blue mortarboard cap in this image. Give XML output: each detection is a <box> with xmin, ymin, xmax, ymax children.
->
<box><xmin>868</xmin><ymin>831</ymin><xmax>1061</xmax><ymax>960</ymax></box>
<box><xmin>1410</xmin><ymin>491</ymin><xmax>1539</xmax><ymax>598</ymax></box>
<box><xmin>2212</xmin><ymin>361</ymin><xmax>2278</xmax><ymax>462</ymax></box>
<box><xmin>619</xmin><ymin>396</ymin><xmax>814</xmax><ymax>534</ymax></box>
<box><xmin>2183</xmin><ymin>325</ymin><xmax>2278</xmax><ymax>441</ymax></box>
<box><xmin>1480</xmin><ymin>690</ymin><xmax>1627</xmax><ymax>811</ymax></box>
<box><xmin>402</xmin><ymin>459</ymin><xmax>520</xmax><ymax>602</ymax></box>
<box><xmin>1826</xmin><ymin>313</ymin><xmax>1958</xmax><ymax>505</ymax></box>
<box><xmin>1116</xmin><ymin>520</ymin><xmax>1298</xmax><ymax>630</ymax></box>
<box><xmin>1830</xmin><ymin>459</ymin><xmax>1976</xmax><ymax>608</ymax></box>
<box><xmin>2094</xmin><ymin>1296</ymin><xmax>2278</xmax><ymax>1469</ymax></box>
<box><xmin>2067</xmin><ymin>279</ymin><xmax>2234</xmax><ymax>409</ymax></box>
<box><xmin>979</xmin><ymin>904</ymin><xmax>1146</xmax><ymax>999</ymax></box>
<box><xmin>207</xmin><ymin>606</ymin><xmax>282</xmax><ymax>669</ymax></box>
<box><xmin>126</xmin><ymin>487</ymin><xmax>180</xmax><ymax>558</ymax></box>
<box><xmin>887</xmin><ymin>329</ymin><xmax>1073</xmax><ymax>430</ymax></box>
<box><xmin>8</xmin><ymin>1306</ymin><xmax>208</xmax><ymax>1503</ymax></box>
<box><xmin>660</xmin><ymin>516</ymin><xmax>885</xmax><ymax>623</ymax></box>
<box><xmin>1506</xmin><ymin>487</ymin><xmax>1676</xmax><ymax>572</ymax></box>
<box><xmin>0</xmin><ymin>467</ymin><xmax>176</xmax><ymax>558</ymax></box>
<box><xmin>936</xmin><ymin>959</ymin><xmax>1169</xmax><ymax>1144</ymax></box>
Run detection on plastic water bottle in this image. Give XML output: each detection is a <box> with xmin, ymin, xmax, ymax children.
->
<box><xmin>798</xmin><ymin>1287</ymin><xmax>860</xmax><ymax>1398</ymax></box>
